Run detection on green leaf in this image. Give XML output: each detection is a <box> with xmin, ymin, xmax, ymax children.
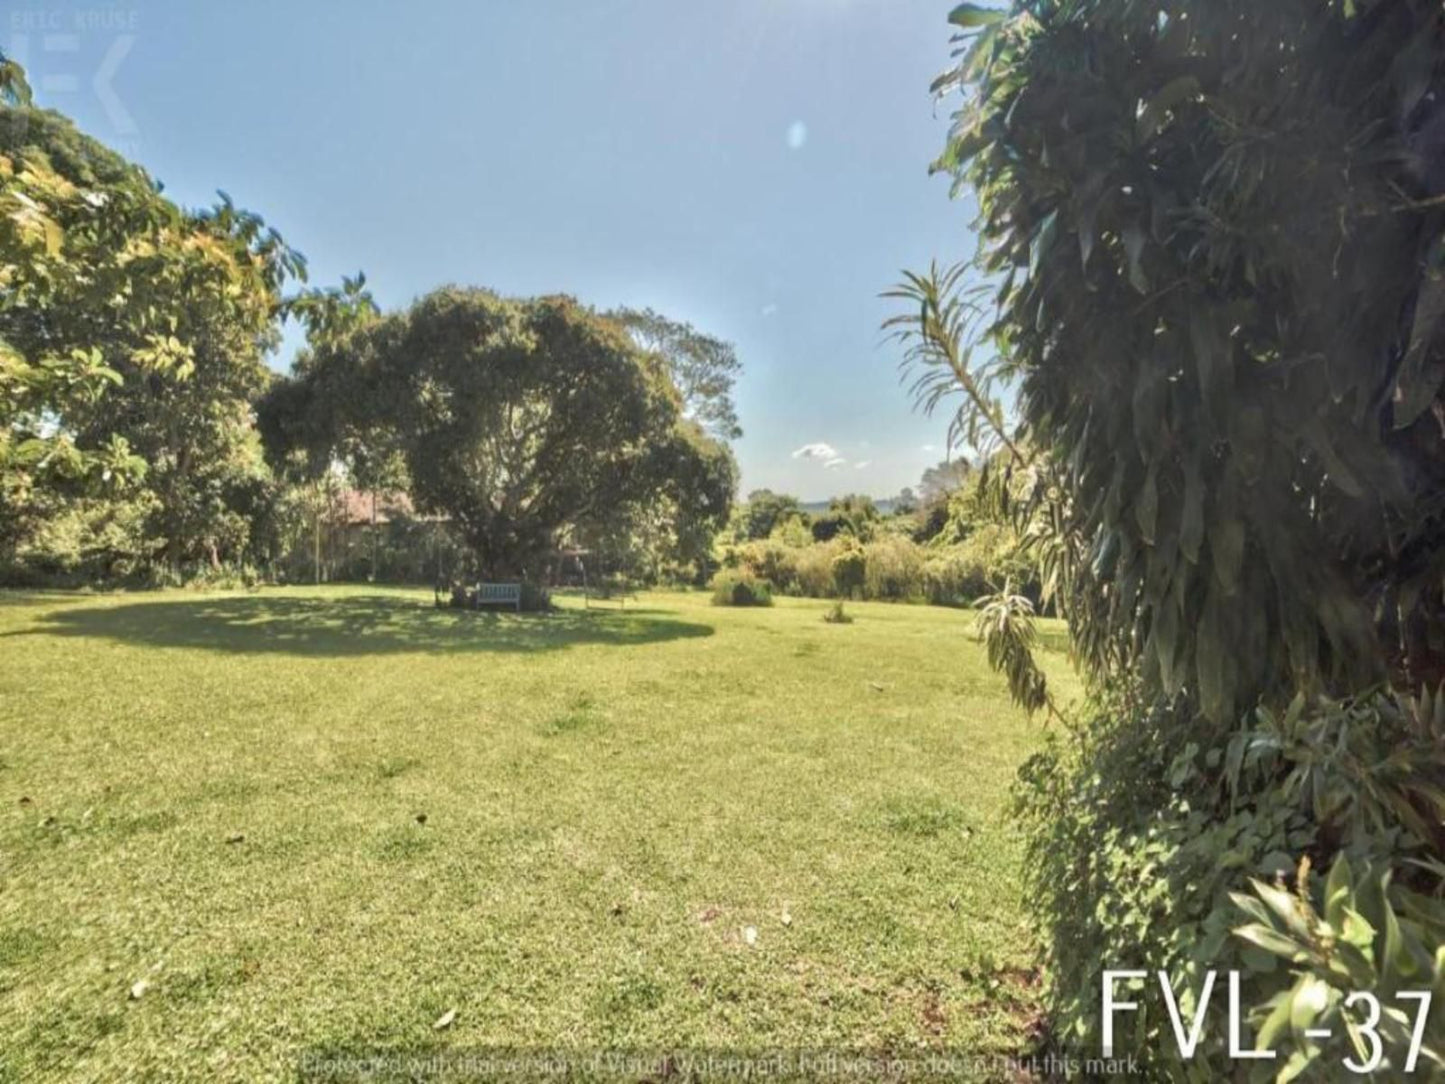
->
<box><xmin>1252</xmin><ymin>879</ymin><xmax>1312</xmax><ymax>938</ymax></box>
<box><xmin>1188</xmin><ymin>306</ymin><xmax>1231</xmax><ymax>429</ymax></box>
<box><xmin>1255</xmin><ymin>990</ymin><xmax>1294</xmax><ymax>1053</ymax></box>
<box><xmin>1234</xmin><ymin>922</ymin><xmax>1307</xmax><ymax>961</ymax></box>
<box><xmin>1289</xmin><ymin>975</ymin><xmax>1331</xmax><ymax>1033</ymax></box>
<box><xmin>1324</xmin><ymin>855</ymin><xmax>1352</xmax><ymax>930</ymax></box>
<box><xmin>1030</xmin><ymin>209</ymin><xmax>1059</xmax><ymax>282</ymax></box>
<box><xmin>1210</xmin><ymin>517</ymin><xmax>1245</xmax><ymax>595</ymax></box>
<box><xmin>1340</xmin><ymin>907</ymin><xmax>1376</xmax><ymax>950</ymax></box>
<box><xmin>1122</xmin><ymin>221</ymin><xmax>1149</xmax><ymax>294</ymax></box>
<box><xmin>1179</xmin><ymin>458</ymin><xmax>1204</xmax><ymax>565</ymax></box>
<box><xmin>1302</xmin><ymin>420</ymin><xmax>1365</xmax><ymax>498</ymax></box>
<box><xmin>1197</xmin><ymin>585</ymin><xmax>1233</xmax><ymax>723</ymax></box>
<box><xmin>1136</xmin><ymin>76</ymin><xmax>1202</xmax><ymax>143</ymax></box>
<box><xmin>1394</xmin><ymin>234</ymin><xmax>1445</xmax><ymax>428</ymax></box>
<box><xmin>1383</xmin><ymin>901</ymin><xmax>1415</xmax><ymax>978</ymax></box>
<box><xmin>948</xmin><ymin>3</ymin><xmax>1004</xmax><ymax>29</ymax></box>
<box><xmin>1135</xmin><ymin>463</ymin><xmax>1159</xmax><ymax>545</ymax></box>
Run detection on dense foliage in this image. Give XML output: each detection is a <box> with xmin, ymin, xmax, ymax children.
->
<box><xmin>709</xmin><ymin>569</ymin><xmax>774</xmax><ymax>608</ymax></box>
<box><xmin>916</xmin><ymin>0</ymin><xmax>1445</xmax><ymax>1074</ymax></box>
<box><xmin>938</xmin><ymin>0</ymin><xmax>1445</xmax><ymax>719</ymax></box>
<box><xmin>262</xmin><ymin>289</ymin><xmax>736</xmax><ymax>582</ymax></box>
<box><xmin>715</xmin><ymin>473</ymin><xmax>1037</xmax><ymax>607</ymax></box>
<box><xmin>1</xmin><ymin>101</ymin><xmax>300</xmax><ymax>579</ymax></box>
<box><xmin>609</xmin><ymin>306</ymin><xmax>744</xmax><ymax>442</ymax></box>
<box><xmin>2</xmin><ymin>63</ymin><xmax>740</xmax><ymax>590</ymax></box>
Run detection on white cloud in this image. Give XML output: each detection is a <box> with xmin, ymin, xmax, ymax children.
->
<box><xmin>760</xmin><ymin>303</ymin><xmax>779</xmax><ymax>318</ymax></box>
<box><xmin>854</xmin><ymin>460</ymin><xmax>872</xmax><ymax>470</ymax></box>
<box><xmin>920</xmin><ymin>444</ymin><xmax>937</xmax><ymax>453</ymax></box>
<box><xmin>824</xmin><ymin>458</ymin><xmax>847</xmax><ymax>470</ymax></box>
<box><xmin>786</xmin><ymin>121</ymin><xmax>808</xmax><ymax>150</ymax></box>
<box><xmin>793</xmin><ymin>442</ymin><xmax>840</xmax><ymax>461</ymax></box>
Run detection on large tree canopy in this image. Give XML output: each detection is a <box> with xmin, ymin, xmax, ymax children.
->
<box><xmin>263</xmin><ymin>288</ymin><xmax>735</xmax><ymax>579</ymax></box>
<box><xmin>1</xmin><ymin>99</ymin><xmax>299</xmax><ymax>568</ymax></box>
<box><xmin>925</xmin><ymin>0</ymin><xmax>1445</xmax><ymax>722</ymax></box>
<box><xmin>608</xmin><ymin>306</ymin><xmax>743</xmax><ymax>441</ymax></box>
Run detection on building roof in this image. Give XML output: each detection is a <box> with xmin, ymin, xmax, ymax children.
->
<box><xmin>337</xmin><ymin>489</ymin><xmax>417</xmax><ymax>525</ymax></box>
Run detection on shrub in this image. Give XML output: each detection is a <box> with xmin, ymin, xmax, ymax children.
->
<box><xmin>793</xmin><ymin>540</ymin><xmax>840</xmax><ymax>598</ymax></box>
<box><xmin>1231</xmin><ymin>852</ymin><xmax>1445</xmax><ymax>1075</ymax></box>
<box><xmin>821</xmin><ymin>600</ymin><xmax>853</xmax><ymax>625</ymax></box>
<box><xmin>2</xmin><ymin>494</ymin><xmax>158</xmax><ymax>586</ymax></box>
<box><xmin>731</xmin><ymin>540</ymin><xmax>799</xmax><ymax>596</ymax></box>
<box><xmin>709</xmin><ymin>571</ymin><xmax>773</xmax><ymax>607</ymax></box>
<box><xmin>810</xmin><ymin>513</ymin><xmax>847</xmax><ymax>544</ymax></box>
<box><xmin>920</xmin><ymin>548</ymin><xmax>988</xmax><ymax>607</ymax></box>
<box><xmin>831</xmin><ymin>540</ymin><xmax>866</xmax><ymax>599</ymax></box>
<box><xmin>710</xmin><ymin>532</ymin><xmax>1031</xmax><ymax>606</ymax></box>
<box><xmin>862</xmin><ymin>534</ymin><xmax>923</xmax><ymax>601</ymax></box>
<box><xmin>1013</xmin><ymin>689</ymin><xmax>1445</xmax><ymax>1073</ymax></box>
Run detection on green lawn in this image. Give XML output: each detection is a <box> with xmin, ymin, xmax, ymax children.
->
<box><xmin>0</xmin><ymin>587</ymin><xmax>1076</xmax><ymax>1081</ymax></box>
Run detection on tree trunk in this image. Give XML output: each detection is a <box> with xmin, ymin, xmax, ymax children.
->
<box><xmin>370</xmin><ymin>491</ymin><xmax>378</xmax><ymax>582</ymax></box>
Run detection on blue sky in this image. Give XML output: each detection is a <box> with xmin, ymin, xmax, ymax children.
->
<box><xmin>9</xmin><ymin>0</ymin><xmax>974</xmax><ymax>500</ymax></box>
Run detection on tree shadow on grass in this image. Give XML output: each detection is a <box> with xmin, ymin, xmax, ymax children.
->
<box><xmin>7</xmin><ymin>594</ymin><xmax>714</xmax><ymax>657</ymax></box>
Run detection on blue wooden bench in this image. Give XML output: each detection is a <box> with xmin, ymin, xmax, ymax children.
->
<box><xmin>475</xmin><ymin>582</ymin><xmax>522</xmax><ymax>612</ymax></box>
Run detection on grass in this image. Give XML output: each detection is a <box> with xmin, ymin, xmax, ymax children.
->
<box><xmin>0</xmin><ymin>586</ymin><xmax>1077</xmax><ymax>1082</ymax></box>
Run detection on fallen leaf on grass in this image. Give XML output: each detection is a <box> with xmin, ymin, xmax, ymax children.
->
<box><xmin>780</xmin><ymin>906</ymin><xmax>792</xmax><ymax>927</ymax></box>
<box><xmin>433</xmin><ymin>1008</ymin><xmax>456</xmax><ymax>1030</ymax></box>
<box><xmin>697</xmin><ymin>907</ymin><xmax>721</xmax><ymax>924</ymax></box>
<box><xmin>742</xmin><ymin>925</ymin><xmax>758</xmax><ymax>946</ymax></box>
<box><xmin>129</xmin><ymin>980</ymin><xmax>148</xmax><ymax>1000</ymax></box>
<box><xmin>225</xmin><ymin>833</ymin><xmax>245</xmax><ymax>845</ymax></box>
<box><xmin>868</xmin><ymin>682</ymin><xmax>886</xmax><ymax>692</ymax></box>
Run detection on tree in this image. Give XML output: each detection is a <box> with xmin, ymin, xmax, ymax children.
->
<box><xmin>271</xmin><ymin>288</ymin><xmax>733</xmax><ymax>579</ymax></box>
<box><xmin>831</xmin><ymin>538</ymin><xmax>866</xmax><ymax>599</ymax></box>
<box><xmin>609</xmin><ymin>307</ymin><xmax>743</xmax><ymax>441</ymax></box>
<box><xmin>912</xmin><ymin>459</ymin><xmax>972</xmax><ymax>542</ymax></box>
<box><xmin>735</xmin><ymin>489</ymin><xmax>806</xmax><ymax>541</ymax></box>
<box><xmin>0</xmin><ymin>49</ymin><xmax>30</xmax><ymax>107</ymax></box>
<box><xmin>564</xmin><ymin>417</ymin><xmax>736</xmax><ymax>585</ymax></box>
<box><xmin>900</xmin><ymin>1</ymin><xmax>1445</xmax><ymax>1069</ymax></box>
<box><xmin>811</xmin><ymin>493</ymin><xmax>879</xmax><ymax>543</ymax></box>
<box><xmin>1</xmin><ymin>92</ymin><xmax>298</xmax><ymax>571</ymax></box>
<box><xmin>915</xmin><ymin>0</ymin><xmax>1445</xmax><ymax>723</ymax></box>
<box><xmin>917</xmin><ymin>459</ymin><xmax>970</xmax><ymax>504</ymax></box>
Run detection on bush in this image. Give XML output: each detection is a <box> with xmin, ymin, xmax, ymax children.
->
<box><xmin>920</xmin><ymin>549</ymin><xmax>988</xmax><ymax>607</ymax></box>
<box><xmin>2</xmin><ymin>494</ymin><xmax>158</xmax><ymax>586</ymax></box>
<box><xmin>713</xmin><ymin>530</ymin><xmax>1031</xmax><ymax>606</ymax></box>
<box><xmin>792</xmin><ymin>540</ymin><xmax>840</xmax><ymax>598</ymax></box>
<box><xmin>709</xmin><ymin>571</ymin><xmax>773</xmax><ymax>607</ymax></box>
<box><xmin>1013</xmin><ymin>689</ymin><xmax>1445</xmax><ymax>1073</ymax></box>
<box><xmin>731</xmin><ymin>540</ymin><xmax>799</xmax><ymax>596</ymax></box>
<box><xmin>862</xmin><ymin>534</ymin><xmax>923</xmax><ymax>601</ymax></box>
<box><xmin>821</xmin><ymin>600</ymin><xmax>853</xmax><ymax>625</ymax></box>
<box><xmin>831</xmin><ymin>540</ymin><xmax>866</xmax><ymax>599</ymax></box>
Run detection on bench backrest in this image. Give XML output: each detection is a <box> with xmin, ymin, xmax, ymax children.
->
<box><xmin>477</xmin><ymin>582</ymin><xmax>522</xmax><ymax>602</ymax></box>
